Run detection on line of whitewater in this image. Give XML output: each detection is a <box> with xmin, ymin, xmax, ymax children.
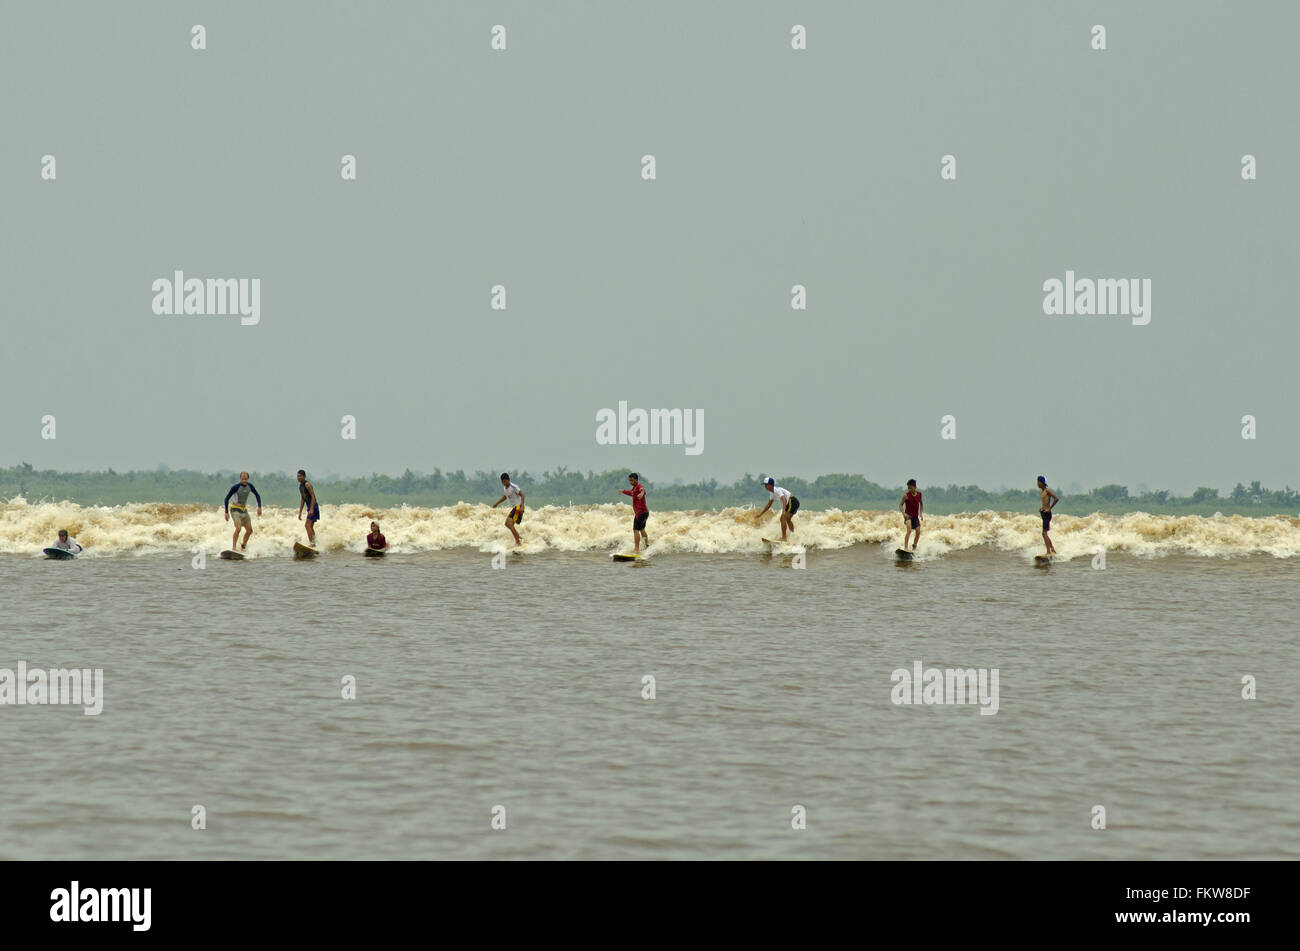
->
<box><xmin>2</xmin><ymin>499</ymin><xmax>1299</xmax><ymax>559</ymax></box>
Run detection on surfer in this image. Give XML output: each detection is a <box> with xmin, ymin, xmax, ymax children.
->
<box><xmin>1037</xmin><ymin>476</ymin><xmax>1059</xmax><ymax>556</ymax></box>
<box><xmin>366</xmin><ymin>521</ymin><xmax>387</xmax><ymax>551</ymax></box>
<box><xmin>758</xmin><ymin>476</ymin><xmax>799</xmax><ymax>540</ymax></box>
<box><xmin>491</xmin><ymin>473</ymin><xmax>524</xmax><ymax>547</ymax></box>
<box><xmin>296</xmin><ymin>469</ymin><xmax>320</xmax><ymax>547</ymax></box>
<box><xmin>222</xmin><ymin>471</ymin><xmax>263</xmax><ymax>551</ymax></box>
<box><xmin>52</xmin><ymin>529</ymin><xmax>83</xmax><ymax>553</ymax></box>
<box><xmin>899</xmin><ymin>479</ymin><xmax>923</xmax><ymax>551</ymax></box>
<box><xmin>618</xmin><ymin>472</ymin><xmax>650</xmax><ymax>553</ymax></box>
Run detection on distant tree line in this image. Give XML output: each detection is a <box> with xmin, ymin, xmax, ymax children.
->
<box><xmin>1</xmin><ymin>462</ymin><xmax>1297</xmax><ymax>515</ymax></box>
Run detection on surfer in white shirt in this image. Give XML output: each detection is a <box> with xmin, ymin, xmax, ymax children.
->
<box><xmin>491</xmin><ymin>472</ymin><xmax>525</xmax><ymax>547</ymax></box>
<box><xmin>52</xmin><ymin>529</ymin><xmax>83</xmax><ymax>552</ymax></box>
<box><xmin>758</xmin><ymin>476</ymin><xmax>800</xmax><ymax>540</ymax></box>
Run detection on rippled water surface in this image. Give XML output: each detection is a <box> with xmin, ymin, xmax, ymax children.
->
<box><xmin>1</xmin><ymin>546</ymin><xmax>1296</xmax><ymax>859</ymax></box>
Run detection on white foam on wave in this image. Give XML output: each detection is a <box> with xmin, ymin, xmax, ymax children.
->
<box><xmin>3</xmin><ymin>497</ymin><xmax>1298</xmax><ymax>558</ymax></box>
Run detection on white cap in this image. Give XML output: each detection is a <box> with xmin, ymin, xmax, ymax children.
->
<box><xmin>762</xmin><ymin>477</ymin><xmax>774</xmax><ymax>486</ymax></box>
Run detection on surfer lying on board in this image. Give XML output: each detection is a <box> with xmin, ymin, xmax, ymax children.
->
<box><xmin>52</xmin><ymin>529</ymin><xmax>83</xmax><ymax>553</ymax></box>
<box><xmin>366</xmin><ymin>521</ymin><xmax>387</xmax><ymax>551</ymax></box>
<box><xmin>758</xmin><ymin>477</ymin><xmax>799</xmax><ymax>540</ymax></box>
<box><xmin>491</xmin><ymin>473</ymin><xmax>524</xmax><ymax>547</ymax></box>
<box><xmin>619</xmin><ymin>472</ymin><xmax>650</xmax><ymax>553</ymax></box>
<box><xmin>223</xmin><ymin>471</ymin><xmax>263</xmax><ymax>552</ymax></box>
<box><xmin>296</xmin><ymin>469</ymin><xmax>320</xmax><ymax>547</ymax></box>
<box><xmin>900</xmin><ymin>479</ymin><xmax>923</xmax><ymax>551</ymax></box>
<box><xmin>1037</xmin><ymin>475</ymin><xmax>1059</xmax><ymax>556</ymax></box>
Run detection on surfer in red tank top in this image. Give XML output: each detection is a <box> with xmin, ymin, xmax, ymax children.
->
<box><xmin>900</xmin><ymin>480</ymin><xmax>923</xmax><ymax>551</ymax></box>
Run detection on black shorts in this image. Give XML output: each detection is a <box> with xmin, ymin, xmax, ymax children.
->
<box><xmin>785</xmin><ymin>496</ymin><xmax>800</xmax><ymax>516</ymax></box>
<box><xmin>509</xmin><ymin>505</ymin><xmax>523</xmax><ymax>524</ymax></box>
<box><xmin>633</xmin><ymin>512</ymin><xmax>648</xmax><ymax>531</ymax></box>
<box><xmin>1041</xmin><ymin>510</ymin><xmax>1052</xmax><ymax>531</ymax></box>
<box><xmin>907</xmin><ymin>515</ymin><xmax>920</xmax><ymax>529</ymax></box>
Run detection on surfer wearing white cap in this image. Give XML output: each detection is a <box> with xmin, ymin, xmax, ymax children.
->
<box><xmin>758</xmin><ymin>476</ymin><xmax>799</xmax><ymax>540</ymax></box>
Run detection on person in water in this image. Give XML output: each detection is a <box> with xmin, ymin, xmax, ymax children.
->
<box><xmin>899</xmin><ymin>479</ymin><xmax>923</xmax><ymax>551</ymax></box>
<box><xmin>223</xmin><ymin>471</ymin><xmax>263</xmax><ymax>551</ymax></box>
<box><xmin>296</xmin><ymin>469</ymin><xmax>320</xmax><ymax>547</ymax></box>
<box><xmin>1037</xmin><ymin>475</ymin><xmax>1059</xmax><ymax>556</ymax></box>
<box><xmin>619</xmin><ymin>472</ymin><xmax>650</xmax><ymax>553</ymax></box>
<box><xmin>491</xmin><ymin>473</ymin><xmax>524</xmax><ymax>547</ymax></box>
<box><xmin>758</xmin><ymin>476</ymin><xmax>799</xmax><ymax>540</ymax></box>
<box><xmin>366</xmin><ymin>520</ymin><xmax>387</xmax><ymax>551</ymax></box>
<box><xmin>52</xmin><ymin>529</ymin><xmax>83</xmax><ymax>553</ymax></box>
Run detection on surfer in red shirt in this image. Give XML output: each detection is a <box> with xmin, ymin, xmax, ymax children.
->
<box><xmin>619</xmin><ymin>472</ymin><xmax>650</xmax><ymax>553</ymax></box>
<box><xmin>900</xmin><ymin>479</ymin><xmax>923</xmax><ymax>552</ymax></box>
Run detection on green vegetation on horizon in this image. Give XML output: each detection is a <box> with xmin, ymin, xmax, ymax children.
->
<box><xmin>3</xmin><ymin>463</ymin><xmax>1298</xmax><ymax>516</ymax></box>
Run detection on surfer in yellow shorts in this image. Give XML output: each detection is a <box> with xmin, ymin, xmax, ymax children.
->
<box><xmin>491</xmin><ymin>473</ymin><xmax>524</xmax><ymax>547</ymax></box>
<box><xmin>223</xmin><ymin>472</ymin><xmax>263</xmax><ymax>551</ymax></box>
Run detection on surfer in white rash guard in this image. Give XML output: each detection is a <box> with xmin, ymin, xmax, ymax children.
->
<box><xmin>52</xmin><ymin>529</ymin><xmax>83</xmax><ymax>553</ymax></box>
<box><xmin>757</xmin><ymin>476</ymin><xmax>800</xmax><ymax>540</ymax></box>
<box><xmin>223</xmin><ymin>471</ymin><xmax>263</xmax><ymax>551</ymax></box>
<box><xmin>491</xmin><ymin>473</ymin><xmax>524</xmax><ymax>547</ymax></box>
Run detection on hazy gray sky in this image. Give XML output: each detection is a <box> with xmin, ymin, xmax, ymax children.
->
<box><xmin>2</xmin><ymin>1</ymin><xmax>1296</xmax><ymax>494</ymax></box>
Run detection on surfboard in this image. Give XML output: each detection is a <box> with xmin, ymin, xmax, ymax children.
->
<box><xmin>895</xmin><ymin>549</ymin><xmax>914</xmax><ymax>561</ymax></box>
<box><xmin>762</xmin><ymin>537</ymin><xmax>803</xmax><ymax>551</ymax></box>
<box><xmin>363</xmin><ymin>547</ymin><xmax>386</xmax><ymax>557</ymax></box>
<box><xmin>43</xmin><ymin>547</ymin><xmax>76</xmax><ymax>560</ymax></box>
<box><xmin>611</xmin><ymin>552</ymin><xmax>643</xmax><ymax>562</ymax></box>
<box><xmin>219</xmin><ymin>550</ymin><xmax>245</xmax><ymax>561</ymax></box>
<box><xmin>293</xmin><ymin>541</ymin><xmax>319</xmax><ymax>559</ymax></box>
<box><xmin>1034</xmin><ymin>554</ymin><xmax>1052</xmax><ymax>566</ymax></box>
